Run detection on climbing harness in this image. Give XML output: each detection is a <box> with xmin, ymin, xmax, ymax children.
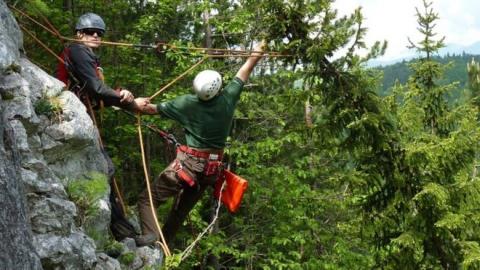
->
<box><xmin>138</xmin><ymin>115</ymin><xmax>228</xmax><ymax>263</ymax></box>
<box><xmin>11</xmin><ymin>4</ymin><xmax>260</xmax><ymax>264</ymax></box>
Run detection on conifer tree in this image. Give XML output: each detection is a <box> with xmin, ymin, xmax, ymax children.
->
<box><xmin>467</xmin><ymin>58</ymin><xmax>480</xmax><ymax>107</ymax></box>
<box><xmin>14</xmin><ymin>0</ymin><xmax>480</xmax><ymax>269</ymax></box>
<box><xmin>407</xmin><ymin>0</ymin><xmax>447</xmax><ymax>135</ymax></box>
<box><xmin>369</xmin><ymin>1</ymin><xmax>480</xmax><ymax>268</ymax></box>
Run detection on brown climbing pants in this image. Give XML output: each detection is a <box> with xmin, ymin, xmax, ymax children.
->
<box><xmin>137</xmin><ymin>150</ymin><xmax>219</xmax><ymax>245</ymax></box>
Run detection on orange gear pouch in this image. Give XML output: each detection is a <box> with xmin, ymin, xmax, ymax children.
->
<box><xmin>214</xmin><ymin>170</ymin><xmax>248</xmax><ymax>213</ymax></box>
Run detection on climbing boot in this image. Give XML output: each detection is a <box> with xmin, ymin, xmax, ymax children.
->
<box><xmin>134</xmin><ymin>233</ymin><xmax>157</xmax><ymax>247</ymax></box>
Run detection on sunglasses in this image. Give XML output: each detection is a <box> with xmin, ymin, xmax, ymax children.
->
<box><xmin>82</xmin><ymin>28</ymin><xmax>104</xmax><ymax>37</ymax></box>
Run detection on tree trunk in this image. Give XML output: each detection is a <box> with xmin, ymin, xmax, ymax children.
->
<box><xmin>203</xmin><ymin>10</ymin><xmax>212</xmax><ymax>49</ymax></box>
<box><xmin>63</xmin><ymin>0</ymin><xmax>72</xmax><ymax>12</ymax></box>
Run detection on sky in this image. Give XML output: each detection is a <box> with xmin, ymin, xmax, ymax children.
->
<box><xmin>333</xmin><ymin>0</ymin><xmax>480</xmax><ymax>62</ymax></box>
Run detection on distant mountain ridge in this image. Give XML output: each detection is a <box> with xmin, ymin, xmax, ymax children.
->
<box><xmin>376</xmin><ymin>53</ymin><xmax>480</xmax><ymax>96</ymax></box>
<box><xmin>369</xmin><ymin>41</ymin><xmax>480</xmax><ymax>67</ymax></box>
<box><xmin>439</xmin><ymin>41</ymin><xmax>480</xmax><ymax>56</ymax></box>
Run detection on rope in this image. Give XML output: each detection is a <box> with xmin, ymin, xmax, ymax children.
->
<box><xmin>85</xmin><ymin>97</ymin><xmax>129</xmax><ymax>217</ymax></box>
<box><xmin>118</xmin><ymin>108</ymin><xmax>179</xmax><ymax>146</ymax></box>
<box><xmin>9</xmin><ymin>4</ymin><xmax>60</xmax><ymax>37</ymax></box>
<box><xmin>150</xmin><ymin>56</ymin><xmax>209</xmax><ymax>100</ymax></box>
<box><xmin>15</xmin><ymin>5</ymin><xmax>247</xmax><ymax>264</ymax></box>
<box><xmin>137</xmin><ymin>114</ymin><xmax>172</xmax><ymax>257</ymax></box>
<box><xmin>10</xmin><ymin>4</ymin><xmax>293</xmax><ymax>58</ymax></box>
<box><xmin>160</xmin><ymin>43</ymin><xmax>291</xmax><ymax>57</ymax></box>
<box><xmin>111</xmin><ymin>176</ymin><xmax>128</xmax><ymax>216</ymax></box>
<box><xmin>19</xmin><ymin>24</ymin><xmax>65</xmax><ymax>64</ymax></box>
<box><xmin>31</xmin><ymin>4</ymin><xmax>64</xmax><ymax>43</ymax></box>
<box><xmin>180</xmin><ymin>180</ymin><xmax>226</xmax><ymax>262</ymax></box>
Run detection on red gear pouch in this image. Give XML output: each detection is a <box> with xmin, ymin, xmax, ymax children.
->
<box><xmin>214</xmin><ymin>170</ymin><xmax>248</xmax><ymax>213</ymax></box>
<box><xmin>174</xmin><ymin>160</ymin><xmax>196</xmax><ymax>187</ymax></box>
<box><xmin>205</xmin><ymin>161</ymin><xmax>222</xmax><ymax>176</ymax></box>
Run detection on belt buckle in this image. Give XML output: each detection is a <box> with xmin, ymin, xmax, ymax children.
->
<box><xmin>208</xmin><ymin>153</ymin><xmax>219</xmax><ymax>160</ymax></box>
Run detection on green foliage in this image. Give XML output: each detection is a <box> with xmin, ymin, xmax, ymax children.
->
<box><xmin>461</xmin><ymin>241</ymin><xmax>480</xmax><ymax>269</ymax></box>
<box><xmin>164</xmin><ymin>253</ymin><xmax>182</xmax><ymax>269</ymax></box>
<box><xmin>378</xmin><ymin>54</ymin><xmax>477</xmax><ymax>102</ymax></box>
<box><xmin>358</xmin><ymin>1</ymin><xmax>480</xmax><ymax>268</ymax></box>
<box><xmin>407</xmin><ymin>0</ymin><xmax>445</xmax><ymax>57</ymax></box>
<box><xmin>25</xmin><ymin>0</ymin><xmax>51</xmax><ymax>16</ymax></box>
<box><xmin>102</xmin><ymin>239</ymin><xmax>124</xmax><ymax>258</ymax></box>
<box><xmin>1</xmin><ymin>91</ymin><xmax>15</xmax><ymax>101</ymax></box>
<box><xmin>18</xmin><ymin>0</ymin><xmax>480</xmax><ymax>269</ymax></box>
<box><xmin>119</xmin><ymin>251</ymin><xmax>136</xmax><ymax>266</ymax></box>
<box><xmin>467</xmin><ymin>58</ymin><xmax>480</xmax><ymax>109</ymax></box>
<box><xmin>34</xmin><ymin>94</ymin><xmax>63</xmax><ymax>120</ymax></box>
<box><xmin>66</xmin><ymin>171</ymin><xmax>109</xmax><ymax>227</ymax></box>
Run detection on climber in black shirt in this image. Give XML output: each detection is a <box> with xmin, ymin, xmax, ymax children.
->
<box><xmin>57</xmin><ymin>12</ymin><xmax>134</xmax><ymax>109</ymax></box>
<box><xmin>56</xmin><ymin>12</ymin><xmax>140</xmax><ymax>243</ymax></box>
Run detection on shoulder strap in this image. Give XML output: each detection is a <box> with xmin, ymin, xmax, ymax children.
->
<box><xmin>56</xmin><ymin>46</ymin><xmax>70</xmax><ymax>85</ymax></box>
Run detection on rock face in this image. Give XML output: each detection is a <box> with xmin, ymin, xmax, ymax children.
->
<box><xmin>0</xmin><ymin>1</ymin><xmax>42</xmax><ymax>269</ymax></box>
<box><xmin>0</xmin><ymin>2</ymin><xmax>163</xmax><ymax>269</ymax></box>
<box><xmin>0</xmin><ymin>1</ymin><xmax>107</xmax><ymax>269</ymax></box>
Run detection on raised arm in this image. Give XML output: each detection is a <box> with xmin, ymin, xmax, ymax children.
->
<box><xmin>235</xmin><ymin>40</ymin><xmax>266</xmax><ymax>83</ymax></box>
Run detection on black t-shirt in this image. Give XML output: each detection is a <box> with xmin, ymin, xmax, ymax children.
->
<box><xmin>66</xmin><ymin>43</ymin><xmax>124</xmax><ymax>107</ymax></box>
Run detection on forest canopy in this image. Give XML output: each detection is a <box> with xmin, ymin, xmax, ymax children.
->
<box><xmin>10</xmin><ymin>0</ymin><xmax>480</xmax><ymax>268</ymax></box>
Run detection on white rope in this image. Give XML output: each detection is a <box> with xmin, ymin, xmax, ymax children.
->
<box><xmin>180</xmin><ymin>179</ymin><xmax>226</xmax><ymax>261</ymax></box>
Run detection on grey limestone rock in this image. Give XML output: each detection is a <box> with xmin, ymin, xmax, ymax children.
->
<box><xmin>95</xmin><ymin>253</ymin><xmax>121</xmax><ymax>270</ymax></box>
<box><xmin>135</xmin><ymin>246</ymin><xmax>164</xmax><ymax>269</ymax></box>
<box><xmin>0</xmin><ymin>1</ymin><xmax>118</xmax><ymax>269</ymax></box>
<box><xmin>0</xmin><ymin>0</ymin><xmax>22</xmax><ymax>72</ymax></box>
<box><xmin>0</xmin><ymin>1</ymin><xmax>164</xmax><ymax>269</ymax></box>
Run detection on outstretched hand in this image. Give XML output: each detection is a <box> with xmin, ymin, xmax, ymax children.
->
<box><xmin>135</xmin><ymin>97</ymin><xmax>151</xmax><ymax>107</ymax></box>
<box><xmin>132</xmin><ymin>97</ymin><xmax>157</xmax><ymax>114</ymax></box>
<box><xmin>252</xmin><ymin>39</ymin><xmax>267</xmax><ymax>56</ymax></box>
<box><xmin>119</xmin><ymin>89</ymin><xmax>134</xmax><ymax>104</ymax></box>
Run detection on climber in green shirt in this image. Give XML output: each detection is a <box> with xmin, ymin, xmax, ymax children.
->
<box><xmin>132</xmin><ymin>41</ymin><xmax>265</xmax><ymax>247</ymax></box>
<box><xmin>156</xmin><ymin>76</ymin><xmax>243</xmax><ymax>149</ymax></box>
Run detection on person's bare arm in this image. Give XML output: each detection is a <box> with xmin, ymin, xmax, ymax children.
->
<box><xmin>235</xmin><ymin>40</ymin><xmax>266</xmax><ymax>83</ymax></box>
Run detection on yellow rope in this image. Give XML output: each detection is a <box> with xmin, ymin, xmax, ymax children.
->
<box><xmin>14</xmin><ymin>5</ymin><xmax>253</xmax><ymax>263</ymax></box>
<box><xmin>137</xmin><ymin>114</ymin><xmax>172</xmax><ymax>257</ymax></box>
<box><xmin>19</xmin><ymin>24</ymin><xmax>65</xmax><ymax>64</ymax></box>
<box><xmin>84</xmin><ymin>97</ymin><xmax>129</xmax><ymax>217</ymax></box>
<box><xmin>10</xmin><ymin>4</ymin><xmax>293</xmax><ymax>58</ymax></box>
<box><xmin>149</xmin><ymin>56</ymin><xmax>209</xmax><ymax>100</ymax></box>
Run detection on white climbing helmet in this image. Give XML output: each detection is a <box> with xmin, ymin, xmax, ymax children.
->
<box><xmin>193</xmin><ymin>70</ymin><xmax>222</xmax><ymax>101</ymax></box>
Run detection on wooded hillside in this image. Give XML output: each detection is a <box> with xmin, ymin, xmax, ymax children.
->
<box><xmin>10</xmin><ymin>0</ymin><xmax>480</xmax><ymax>268</ymax></box>
<box><xmin>378</xmin><ymin>53</ymin><xmax>480</xmax><ymax>100</ymax></box>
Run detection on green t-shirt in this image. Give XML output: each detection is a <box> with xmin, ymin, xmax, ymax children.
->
<box><xmin>156</xmin><ymin>77</ymin><xmax>244</xmax><ymax>149</ymax></box>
